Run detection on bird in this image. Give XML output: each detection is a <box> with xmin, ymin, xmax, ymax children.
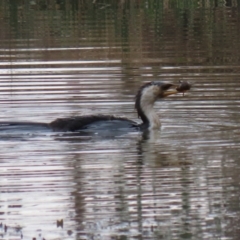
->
<box><xmin>0</xmin><ymin>81</ymin><xmax>191</xmax><ymax>133</ymax></box>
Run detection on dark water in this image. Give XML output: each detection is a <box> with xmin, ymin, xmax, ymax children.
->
<box><xmin>1</xmin><ymin>1</ymin><xmax>240</xmax><ymax>239</ymax></box>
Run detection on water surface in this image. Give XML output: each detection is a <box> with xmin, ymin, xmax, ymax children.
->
<box><xmin>1</xmin><ymin>1</ymin><xmax>240</xmax><ymax>240</ymax></box>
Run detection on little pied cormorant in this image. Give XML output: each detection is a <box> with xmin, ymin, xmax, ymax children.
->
<box><xmin>0</xmin><ymin>81</ymin><xmax>191</xmax><ymax>132</ymax></box>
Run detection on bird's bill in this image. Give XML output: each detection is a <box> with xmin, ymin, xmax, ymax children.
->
<box><xmin>162</xmin><ymin>81</ymin><xmax>191</xmax><ymax>97</ymax></box>
<box><xmin>163</xmin><ymin>89</ymin><xmax>179</xmax><ymax>97</ymax></box>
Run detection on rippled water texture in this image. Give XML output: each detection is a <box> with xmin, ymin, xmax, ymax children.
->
<box><xmin>1</xmin><ymin>1</ymin><xmax>240</xmax><ymax>240</ymax></box>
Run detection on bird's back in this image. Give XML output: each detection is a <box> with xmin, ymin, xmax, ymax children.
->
<box><xmin>49</xmin><ymin>115</ymin><xmax>138</xmax><ymax>132</ymax></box>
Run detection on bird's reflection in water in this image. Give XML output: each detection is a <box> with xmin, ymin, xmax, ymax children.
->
<box><xmin>67</xmin><ymin>125</ymin><xmax>195</xmax><ymax>240</ymax></box>
<box><xmin>138</xmin><ymin>129</ymin><xmax>192</xmax><ymax>167</ymax></box>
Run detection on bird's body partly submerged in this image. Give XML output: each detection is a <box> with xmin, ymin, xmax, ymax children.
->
<box><xmin>50</xmin><ymin>115</ymin><xmax>139</xmax><ymax>131</ymax></box>
<box><xmin>0</xmin><ymin>81</ymin><xmax>191</xmax><ymax>133</ymax></box>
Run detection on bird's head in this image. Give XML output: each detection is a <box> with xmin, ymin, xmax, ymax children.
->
<box><xmin>135</xmin><ymin>81</ymin><xmax>191</xmax><ymax>124</ymax></box>
<box><xmin>135</xmin><ymin>81</ymin><xmax>180</xmax><ymax>108</ymax></box>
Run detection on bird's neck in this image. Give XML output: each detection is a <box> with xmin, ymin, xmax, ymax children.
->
<box><xmin>135</xmin><ymin>84</ymin><xmax>161</xmax><ymax>130</ymax></box>
<box><xmin>140</xmin><ymin>100</ymin><xmax>160</xmax><ymax>130</ymax></box>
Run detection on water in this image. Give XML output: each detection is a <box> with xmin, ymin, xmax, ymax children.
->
<box><xmin>1</xmin><ymin>1</ymin><xmax>240</xmax><ymax>239</ymax></box>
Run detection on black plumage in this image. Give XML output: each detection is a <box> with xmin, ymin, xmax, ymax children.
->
<box><xmin>49</xmin><ymin>115</ymin><xmax>138</xmax><ymax>131</ymax></box>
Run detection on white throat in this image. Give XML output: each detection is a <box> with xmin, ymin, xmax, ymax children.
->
<box><xmin>140</xmin><ymin>85</ymin><xmax>161</xmax><ymax>130</ymax></box>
